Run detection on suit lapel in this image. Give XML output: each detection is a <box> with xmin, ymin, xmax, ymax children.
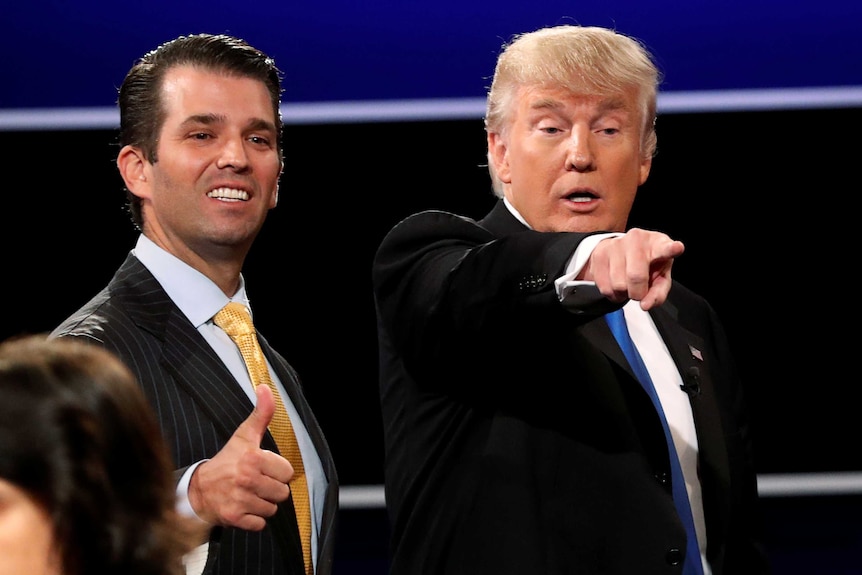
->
<box><xmin>161</xmin><ymin>315</ymin><xmax>263</xmax><ymax>443</ymax></box>
<box><xmin>113</xmin><ymin>254</ymin><xmax>262</xmax><ymax>445</ymax></box>
<box><xmin>258</xmin><ymin>334</ymin><xmax>340</xmax><ymax>569</ymax></box>
<box><xmin>581</xmin><ymin>315</ymin><xmax>637</xmax><ymax>379</ymax></box>
<box><xmin>649</xmin><ymin>303</ymin><xmax>732</xmax><ymax>515</ymax></box>
<box><xmin>257</xmin><ymin>334</ymin><xmax>328</xmax><ymax>464</ymax></box>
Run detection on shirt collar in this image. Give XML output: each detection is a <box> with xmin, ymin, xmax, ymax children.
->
<box><xmin>503</xmin><ymin>197</ymin><xmax>532</xmax><ymax>229</ymax></box>
<box><xmin>132</xmin><ymin>234</ymin><xmax>248</xmax><ymax>328</ymax></box>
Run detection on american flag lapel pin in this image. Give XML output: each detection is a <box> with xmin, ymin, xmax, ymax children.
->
<box><xmin>689</xmin><ymin>345</ymin><xmax>703</xmax><ymax>361</ymax></box>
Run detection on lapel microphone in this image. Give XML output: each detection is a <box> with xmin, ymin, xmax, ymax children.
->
<box><xmin>680</xmin><ymin>366</ymin><xmax>701</xmax><ymax>397</ymax></box>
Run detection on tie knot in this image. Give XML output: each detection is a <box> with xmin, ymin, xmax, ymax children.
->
<box><xmin>213</xmin><ymin>302</ymin><xmax>254</xmax><ymax>337</ymax></box>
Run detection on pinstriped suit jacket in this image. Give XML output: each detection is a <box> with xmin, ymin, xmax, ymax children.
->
<box><xmin>51</xmin><ymin>252</ymin><xmax>339</xmax><ymax>575</ymax></box>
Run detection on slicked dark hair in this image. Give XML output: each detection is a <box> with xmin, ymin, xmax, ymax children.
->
<box><xmin>117</xmin><ymin>33</ymin><xmax>284</xmax><ymax>229</ymax></box>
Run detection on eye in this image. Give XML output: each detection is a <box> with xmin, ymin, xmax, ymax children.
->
<box><xmin>191</xmin><ymin>132</ymin><xmax>212</xmax><ymax>141</ymax></box>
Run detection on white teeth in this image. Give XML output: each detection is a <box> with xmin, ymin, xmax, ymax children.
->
<box><xmin>207</xmin><ymin>187</ymin><xmax>249</xmax><ymax>201</ymax></box>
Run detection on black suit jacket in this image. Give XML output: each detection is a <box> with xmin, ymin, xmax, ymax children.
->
<box><xmin>372</xmin><ymin>201</ymin><xmax>770</xmax><ymax>575</ymax></box>
<box><xmin>52</xmin><ymin>253</ymin><xmax>338</xmax><ymax>575</ymax></box>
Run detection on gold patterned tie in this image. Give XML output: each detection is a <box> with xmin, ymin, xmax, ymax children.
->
<box><xmin>213</xmin><ymin>302</ymin><xmax>313</xmax><ymax>575</ymax></box>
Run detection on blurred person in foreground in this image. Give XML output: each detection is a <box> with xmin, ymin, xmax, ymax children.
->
<box><xmin>0</xmin><ymin>334</ymin><xmax>203</xmax><ymax>575</ymax></box>
<box><xmin>372</xmin><ymin>24</ymin><xmax>771</xmax><ymax>575</ymax></box>
<box><xmin>51</xmin><ymin>33</ymin><xmax>337</xmax><ymax>575</ymax></box>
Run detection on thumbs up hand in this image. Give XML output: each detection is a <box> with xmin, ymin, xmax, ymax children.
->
<box><xmin>188</xmin><ymin>384</ymin><xmax>295</xmax><ymax>531</ymax></box>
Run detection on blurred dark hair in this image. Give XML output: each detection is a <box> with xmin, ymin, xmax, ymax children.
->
<box><xmin>0</xmin><ymin>335</ymin><xmax>199</xmax><ymax>575</ymax></box>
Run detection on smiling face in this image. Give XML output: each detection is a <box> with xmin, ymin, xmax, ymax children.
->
<box><xmin>488</xmin><ymin>85</ymin><xmax>651</xmax><ymax>233</ymax></box>
<box><xmin>118</xmin><ymin>65</ymin><xmax>283</xmax><ymax>269</ymax></box>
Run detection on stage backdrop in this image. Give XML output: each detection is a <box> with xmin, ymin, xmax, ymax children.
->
<box><xmin>3</xmin><ymin>0</ymin><xmax>861</xmax><ymax>112</ymax></box>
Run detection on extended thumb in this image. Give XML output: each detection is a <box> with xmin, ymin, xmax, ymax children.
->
<box><xmin>236</xmin><ymin>384</ymin><xmax>276</xmax><ymax>444</ymax></box>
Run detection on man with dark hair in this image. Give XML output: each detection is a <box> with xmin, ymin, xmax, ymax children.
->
<box><xmin>53</xmin><ymin>34</ymin><xmax>338</xmax><ymax>575</ymax></box>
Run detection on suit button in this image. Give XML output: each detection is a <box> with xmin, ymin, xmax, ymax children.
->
<box><xmin>655</xmin><ymin>471</ymin><xmax>669</xmax><ymax>485</ymax></box>
<box><xmin>517</xmin><ymin>273</ymin><xmax>548</xmax><ymax>291</ymax></box>
<box><xmin>666</xmin><ymin>548</ymin><xmax>683</xmax><ymax>566</ymax></box>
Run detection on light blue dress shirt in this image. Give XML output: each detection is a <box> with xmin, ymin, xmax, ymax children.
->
<box><xmin>133</xmin><ymin>234</ymin><xmax>326</xmax><ymax>571</ymax></box>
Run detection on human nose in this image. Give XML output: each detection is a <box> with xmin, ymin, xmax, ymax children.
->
<box><xmin>216</xmin><ymin>137</ymin><xmax>249</xmax><ymax>170</ymax></box>
<box><xmin>566</xmin><ymin>129</ymin><xmax>594</xmax><ymax>172</ymax></box>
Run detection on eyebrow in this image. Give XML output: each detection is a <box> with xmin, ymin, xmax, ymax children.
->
<box><xmin>244</xmin><ymin>117</ymin><xmax>278</xmax><ymax>134</ymax></box>
<box><xmin>180</xmin><ymin>113</ymin><xmax>223</xmax><ymax>127</ymax></box>
<box><xmin>528</xmin><ymin>97</ymin><xmax>565</xmax><ymax>112</ymax></box>
<box><xmin>528</xmin><ymin>95</ymin><xmax>630</xmax><ymax>114</ymax></box>
<box><xmin>597</xmin><ymin>97</ymin><xmax>629</xmax><ymax>113</ymax></box>
<box><xmin>180</xmin><ymin>114</ymin><xmax>277</xmax><ymax>134</ymax></box>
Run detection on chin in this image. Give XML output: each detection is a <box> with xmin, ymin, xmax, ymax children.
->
<box><xmin>551</xmin><ymin>216</ymin><xmax>606</xmax><ymax>234</ymax></box>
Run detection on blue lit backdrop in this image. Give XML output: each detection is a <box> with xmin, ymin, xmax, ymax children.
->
<box><xmin>3</xmin><ymin>0</ymin><xmax>860</xmax><ymax>111</ymax></box>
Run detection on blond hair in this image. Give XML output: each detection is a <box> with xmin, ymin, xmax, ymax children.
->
<box><xmin>485</xmin><ymin>25</ymin><xmax>661</xmax><ymax>197</ymax></box>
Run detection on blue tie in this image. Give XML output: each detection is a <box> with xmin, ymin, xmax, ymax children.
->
<box><xmin>605</xmin><ymin>308</ymin><xmax>704</xmax><ymax>575</ymax></box>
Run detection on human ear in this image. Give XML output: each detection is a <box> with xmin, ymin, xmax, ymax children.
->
<box><xmin>638</xmin><ymin>154</ymin><xmax>652</xmax><ymax>186</ymax></box>
<box><xmin>117</xmin><ymin>145</ymin><xmax>151</xmax><ymax>199</ymax></box>
<box><xmin>487</xmin><ymin>131</ymin><xmax>512</xmax><ymax>184</ymax></box>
